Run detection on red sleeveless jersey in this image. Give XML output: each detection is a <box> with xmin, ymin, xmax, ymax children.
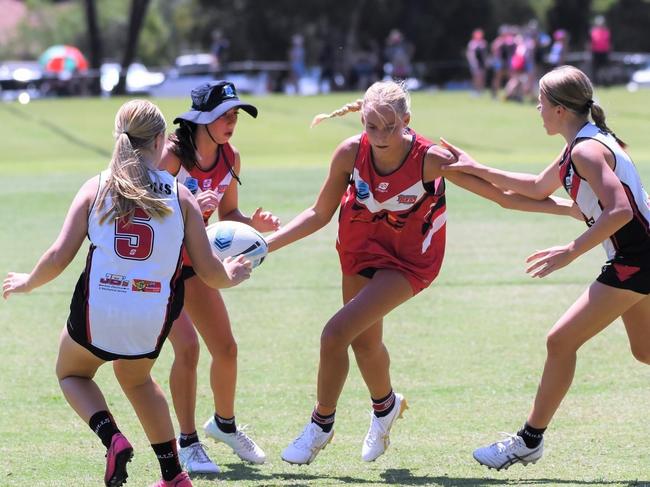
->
<box><xmin>336</xmin><ymin>130</ymin><xmax>446</xmax><ymax>293</ymax></box>
<box><xmin>179</xmin><ymin>143</ymin><xmax>236</xmax><ymax>266</ymax></box>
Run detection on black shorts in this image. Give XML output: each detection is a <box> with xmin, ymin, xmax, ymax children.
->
<box><xmin>597</xmin><ymin>259</ymin><xmax>650</xmax><ymax>295</ymax></box>
<box><xmin>67</xmin><ymin>272</ymin><xmax>185</xmax><ymax>361</ymax></box>
<box><xmin>181</xmin><ymin>265</ymin><xmax>196</xmax><ymax>281</ymax></box>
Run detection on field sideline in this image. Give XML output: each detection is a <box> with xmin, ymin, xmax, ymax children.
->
<box><xmin>1</xmin><ymin>88</ymin><xmax>650</xmax><ymax>486</ymax></box>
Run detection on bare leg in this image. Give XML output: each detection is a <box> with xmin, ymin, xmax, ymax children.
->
<box><xmin>622</xmin><ymin>294</ymin><xmax>650</xmax><ymax>364</ymax></box>
<box><xmin>344</xmin><ymin>274</ymin><xmax>392</xmax><ymax>399</ymax></box>
<box><xmin>113</xmin><ymin>358</ymin><xmax>175</xmax><ymax>444</ymax></box>
<box><xmin>167</xmin><ymin>310</ymin><xmax>200</xmax><ymax>434</ymax></box>
<box><xmin>316</xmin><ymin>270</ymin><xmax>413</xmax><ymax>414</ymax></box>
<box><xmin>184</xmin><ymin>275</ymin><xmax>237</xmax><ymax>418</ymax></box>
<box><xmin>55</xmin><ymin>328</ymin><xmax>106</xmax><ymax>422</ymax></box>
<box><xmin>527</xmin><ymin>281</ymin><xmax>645</xmax><ymax>428</ymax></box>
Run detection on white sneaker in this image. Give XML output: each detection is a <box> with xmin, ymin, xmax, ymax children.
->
<box><xmin>362</xmin><ymin>392</ymin><xmax>408</xmax><ymax>462</ymax></box>
<box><xmin>177</xmin><ymin>441</ymin><xmax>220</xmax><ymax>474</ymax></box>
<box><xmin>473</xmin><ymin>433</ymin><xmax>544</xmax><ymax>470</ymax></box>
<box><xmin>281</xmin><ymin>422</ymin><xmax>334</xmax><ymax>465</ymax></box>
<box><xmin>203</xmin><ymin>416</ymin><xmax>266</xmax><ymax>464</ymax></box>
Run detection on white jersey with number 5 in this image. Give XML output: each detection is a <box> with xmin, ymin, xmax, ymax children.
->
<box><xmin>83</xmin><ymin>169</ymin><xmax>184</xmax><ymax>357</ymax></box>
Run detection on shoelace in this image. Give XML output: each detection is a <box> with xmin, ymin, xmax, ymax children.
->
<box><xmin>233</xmin><ymin>425</ymin><xmax>258</xmax><ymax>452</ymax></box>
<box><xmin>364</xmin><ymin>412</ymin><xmax>388</xmax><ymax>446</ymax></box>
<box><xmin>293</xmin><ymin>424</ymin><xmax>320</xmax><ymax>449</ymax></box>
<box><xmin>187</xmin><ymin>442</ymin><xmax>212</xmax><ymax>464</ymax></box>
<box><xmin>491</xmin><ymin>432</ymin><xmax>522</xmax><ymax>453</ymax></box>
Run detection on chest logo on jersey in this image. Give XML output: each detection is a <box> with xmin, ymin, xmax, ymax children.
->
<box><xmin>99</xmin><ymin>273</ymin><xmax>129</xmax><ymax>293</ymax></box>
<box><xmin>202</xmin><ymin>178</ymin><xmax>213</xmax><ymax>190</ymax></box>
<box><xmin>132</xmin><ymin>279</ymin><xmax>161</xmax><ymax>293</ymax></box>
<box><xmin>355</xmin><ymin>180</ymin><xmax>370</xmax><ymax>200</ymax></box>
<box><xmin>564</xmin><ymin>165</ymin><xmax>574</xmax><ymax>190</ymax></box>
<box><xmin>376</xmin><ymin>182</ymin><xmax>389</xmax><ymax>192</ymax></box>
<box><xmin>217</xmin><ymin>184</ymin><xmax>229</xmax><ymax>194</ymax></box>
<box><xmin>397</xmin><ymin>194</ymin><xmax>417</xmax><ymax>204</ymax></box>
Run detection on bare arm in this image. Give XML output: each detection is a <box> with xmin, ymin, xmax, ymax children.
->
<box><xmin>265</xmin><ymin>137</ymin><xmax>356</xmax><ymax>252</ymax></box>
<box><xmin>439</xmin><ymin>138</ymin><xmax>563</xmax><ymax>199</ymax></box>
<box><xmin>3</xmin><ymin>177</ymin><xmax>97</xmax><ymax>298</ymax></box>
<box><xmin>425</xmin><ymin>146</ymin><xmax>578</xmax><ymax>218</ymax></box>
<box><xmin>180</xmin><ymin>184</ymin><xmax>251</xmax><ymax>288</ymax></box>
<box><xmin>526</xmin><ymin>141</ymin><xmax>633</xmax><ymax>277</ymax></box>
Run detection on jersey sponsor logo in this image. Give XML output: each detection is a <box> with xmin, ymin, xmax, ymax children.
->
<box><xmin>149</xmin><ymin>182</ymin><xmax>172</xmax><ymax>195</ymax></box>
<box><xmin>397</xmin><ymin>194</ymin><xmax>417</xmax><ymax>204</ymax></box>
<box><xmin>99</xmin><ymin>273</ymin><xmax>129</xmax><ymax>293</ymax></box>
<box><xmin>131</xmin><ymin>279</ymin><xmax>162</xmax><ymax>293</ymax></box>
<box><xmin>564</xmin><ymin>165</ymin><xmax>574</xmax><ymax>191</ymax></box>
<box><xmin>217</xmin><ymin>184</ymin><xmax>229</xmax><ymax>194</ymax></box>
<box><xmin>356</xmin><ymin>180</ymin><xmax>370</xmax><ymax>200</ymax></box>
<box><xmin>202</xmin><ymin>178</ymin><xmax>213</xmax><ymax>190</ymax></box>
<box><xmin>376</xmin><ymin>182</ymin><xmax>389</xmax><ymax>192</ymax></box>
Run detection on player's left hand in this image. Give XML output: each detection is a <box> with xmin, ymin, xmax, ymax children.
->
<box><xmin>525</xmin><ymin>244</ymin><xmax>576</xmax><ymax>278</ymax></box>
<box><xmin>3</xmin><ymin>272</ymin><xmax>31</xmax><ymax>299</ymax></box>
<box><xmin>251</xmin><ymin>207</ymin><xmax>281</xmax><ymax>233</ymax></box>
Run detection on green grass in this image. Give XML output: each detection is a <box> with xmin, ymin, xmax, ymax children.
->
<box><xmin>2</xmin><ymin>88</ymin><xmax>650</xmax><ymax>486</ymax></box>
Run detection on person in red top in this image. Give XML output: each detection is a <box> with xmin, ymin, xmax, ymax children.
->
<box><xmin>590</xmin><ymin>15</ymin><xmax>611</xmax><ymax>86</ymax></box>
<box><xmin>266</xmin><ymin>80</ymin><xmax>578</xmax><ymax>465</ymax></box>
<box><xmin>161</xmin><ymin>81</ymin><xmax>280</xmax><ymax>473</ymax></box>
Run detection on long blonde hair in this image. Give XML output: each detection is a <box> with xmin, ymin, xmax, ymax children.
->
<box><xmin>311</xmin><ymin>80</ymin><xmax>411</xmax><ymax>127</ymax></box>
<box><xmin>540</xmin><ymin>65</ymin><xmax>625</xmax><ymax>147</ymax></box>
<box><xmin>97</xmin><ymin>99</ymin><xmax>170</xmax><ymax>224</ymax></box>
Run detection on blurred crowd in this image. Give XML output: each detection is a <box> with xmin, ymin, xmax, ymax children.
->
<box><xmin>466</xmin><ymin>16</ymin><xmax>612</xmax><ymax>102</ymax></box>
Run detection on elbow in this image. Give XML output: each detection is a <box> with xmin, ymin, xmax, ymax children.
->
<box><xmin>617</xmin><ymin>206</ymin><xmax>634</xmax><ymax>225</ymax></box>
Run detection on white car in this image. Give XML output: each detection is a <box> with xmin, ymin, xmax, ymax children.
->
<box><xmin>101</xmin><ymin>62</ymin><xmax>165</xmax><ymax>94</ymax></box>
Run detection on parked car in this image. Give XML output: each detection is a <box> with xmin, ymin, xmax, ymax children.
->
<box><xmin>169</xmin><ymin>53</ymin><xmax>217</xmax><ymax>77</ymax></box>
<box><xmin>0</xmin><ymin>60</ymin><xmax>43</xmax><ymax>91</ymax></box>
<box><xmin>627</xmin><ymin>61</ymin><xmax>650</xmax><ymax>91</ymax></box>
<box><xmin>101</xmin><ymin>62</ymin><xmax>165</xmax><ymax>94</ymax></box>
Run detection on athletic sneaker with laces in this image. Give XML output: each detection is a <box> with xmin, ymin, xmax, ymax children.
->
<box><xmin>149</xmin><ymin>471</ymin><xmax>193</xmax><ymax>487</ymax></box>
<box><xmin>361</xmin><ymin>392</ymin><xmax>408</xmax><ymax>462</ymax></box>
<box><xmin>473</xmin><ymin>433</ymin><xmax>544</xmax><ymax>470</ymax></box>
<box><xmin>203</xmin><ymin>416</ymin><xmax>266</xmax><ymax>464</ymax></box>
<box><xmin>281</xmin><ymin>422</ymin><xmax>334</xmax><ymax>465</ymax></box>
<box><xmin>178</xmin><ymin>441</ymin><xmax>220</xmax><ymax>474</ymax></box>
<box><xmin>104</xmin><ymin>433</ymin><xmax>134</xmax><ymax>487</ymax></box>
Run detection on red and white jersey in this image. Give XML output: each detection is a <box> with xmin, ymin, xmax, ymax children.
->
<box><xmin>177</xmin><ymin>142</ymin><xmax>236</xmax><ymax>265</ymax></box>
<box><xmin>336</xmin><ymin>130</ymin><xmax>446</xmax><ymax>290</ymax></box>
<box><xmin>560</xmin><ymin>122</ymin><xmax>650</xmax><ymax>261</ymax></box>
<box><xmin>84</xmin><ymin>169</ymin><xmax>184</xmax><ymax>357</ymax></box>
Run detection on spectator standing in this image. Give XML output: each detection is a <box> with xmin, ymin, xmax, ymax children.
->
<box><xmin>466</xmin><ymin>28</ymin><xmax>488</xmax><ymax>95</ymax></box>
<box><xmin>384</xmin><ymin>29</ymin><xmax>413</xmax><ymax>79</ymax></box>
<box><xmin>590</xmin><ymin>15</ymin><xmax>611</xmax><ymax>86</ymax></box>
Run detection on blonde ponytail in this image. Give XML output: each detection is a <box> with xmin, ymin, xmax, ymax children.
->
<box><xmin>311</xmin><ymin>99</ymin><xmax>363</xmax><ymax>127</ymax></box>
<box><xmin>97</xmin><ymin>100</ymin><xmax>171</xmax><ymax>225</ymax></box>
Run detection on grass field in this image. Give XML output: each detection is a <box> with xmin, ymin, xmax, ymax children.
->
<box><xmin>1</xmin><ymin>88</ymin><xmax>650</xmax><ymax>486</ymax></box>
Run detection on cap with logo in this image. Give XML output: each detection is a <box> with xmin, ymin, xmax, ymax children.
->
<box><xmin>173</xmin><ymin>80</ymin><xmax>258</xmax><ymax>125</ymax></box>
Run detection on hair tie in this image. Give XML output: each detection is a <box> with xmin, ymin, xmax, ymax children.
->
<box><xmin>585</xmin><ymin>99</ymin><xmax>594</xmax><ymax>110</ymax></box>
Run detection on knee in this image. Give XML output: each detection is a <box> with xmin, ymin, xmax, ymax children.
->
<box><xmin>211</xmin><ymin>338</ymin><xmax>238</xmax><ymax>361</ymax></box>
<box><xmin>545</xmin><ymin>329</ymin><xmax>578</xmax><ymax>357</ymax></box>
<box><xmin>173</xmin><ymin>336</ymin><xmax>200</xmax><ymax>369</ymax></box>
<box><xmin>320</xmin><ymin>320</ymin><xmax>349</xmax><ymax>355</ymax></box>
<box><xmin>630</xmin><ymin>345</ymin><xmax>650</xmax><ymax>365</ymax></box>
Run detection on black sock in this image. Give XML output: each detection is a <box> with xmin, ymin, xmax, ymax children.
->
<box><xmin>88</xmin><ymin>410</ymin><xmax>120</xmax><ymax>449</ymax></box>
<box><xmin>178</xmin><ymin>430</ymin><xmax>199</xmax><ymax>448</ymax></box>
<box><xmin>311</xmin><ymin>409</ymin><xmax>335</xmax><ymax>433</ymax></box>
<box><xmin>215</xmin><ymin>413</ymin><xmax>237</xmax><ymax>434</ymax></box>
<box><xmin>372</xmin><ymin>390</ymin><xmax>396</xmax><ymax>418</ymax></box>
<box><xmin>517</xmin><ymin>422</ymin><xmax>546</xmax><ymax>448</ymax></box>
<box><xmin>151</xmin><ymin>440</ymin><xmax>182</xmax><ymax>481</ymax></box>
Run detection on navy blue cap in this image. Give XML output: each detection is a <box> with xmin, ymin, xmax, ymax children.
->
<box><xmin>173</xmin><ymin>80</ymin><xmax>258</xmax><ymax>125</ymax></box>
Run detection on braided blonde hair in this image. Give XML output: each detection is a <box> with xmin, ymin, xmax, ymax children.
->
<box><xmin>311</xmin><ymin>80</ymin><xmax>411</xmax><ymax>127</ymax></box>
<box><xmin>97</xmin><ymin>99</ymin><xmax>171</xmax><ymax>224</ymax></box>
<box><xmin>540</xmin><ymin>65</ymin><xmax>625</xmax><ymax>147</ymax></box>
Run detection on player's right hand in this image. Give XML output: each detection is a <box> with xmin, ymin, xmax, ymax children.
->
<box><xmin>438</xmin><ymin>138</ymin><xmax>484</xmax><ymax>174</ymax></box>
<box><xmin>223</xmin><ymin>255</ymin><xmax>252</xmax><ymax>287</ymax></box>
<box><xmin>3</xmin><ymin>272</ymin><xmax>31</xmax><ymax>299</ymax></box>
<box><xmin>195</xmin><ymin>190</ymin><xmax>220</xmax><ymax>214</ymax></box>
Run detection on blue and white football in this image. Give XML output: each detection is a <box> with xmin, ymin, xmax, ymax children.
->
<box><xmin>205</xmin><ymin>220</ymin><xmax>268</xmax><ymax>268</ymax></box>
